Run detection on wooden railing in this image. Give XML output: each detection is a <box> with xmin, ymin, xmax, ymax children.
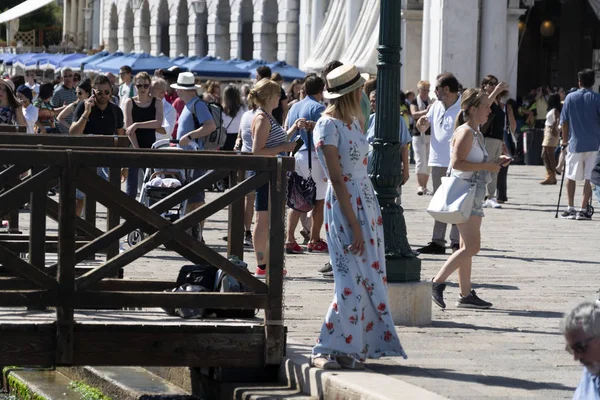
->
<box><xmin>0</xmin><ymin>145</ymin><xmax>293</xmax><ymax>367</ymax></box>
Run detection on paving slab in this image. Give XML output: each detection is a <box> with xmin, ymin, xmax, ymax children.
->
<box><xmin>12</xmin><ymin>164</ymin><xmax>600</xmax><ymax>399</ymax></box>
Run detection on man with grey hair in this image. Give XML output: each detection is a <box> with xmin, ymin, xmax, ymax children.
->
<box><xmin>563</xmin><ymin>301</ymin><xmax>600</xmax><ymax>398</ymax></box>
<box><xmin>51</xmin><ymin>67</ymin><xmax>77</xmax><ymax>133</ymax></box>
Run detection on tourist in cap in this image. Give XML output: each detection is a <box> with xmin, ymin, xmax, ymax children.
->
<box><xmin>311</xmin><ymin>64</ymin><xmax>407</xmax><ymax>370</ymax></box>
<box><xmin>15</xmin><ymin>85</ymin><xmax>37</xmax><ymax>133</ymax></box>
<box><xmin>0</xmin><ymin>79</ymin><xmax>26</xmax><ymax>127</ymax></box>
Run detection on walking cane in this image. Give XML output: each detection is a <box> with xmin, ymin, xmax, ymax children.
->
<box><xmin>555</xmin><ymin>148</ymin><xmax>567</xmax><ymax>218</ymax></box>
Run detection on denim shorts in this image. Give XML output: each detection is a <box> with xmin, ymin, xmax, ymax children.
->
<box><xmin>471</xmin><ymin>181</ymin><xmax>487</xmax><ymax>217</ymax></box>
<box><xmin>189</xmin><ymin>169</ymin><xmax>206</xmax><ymax>204</ymax></box>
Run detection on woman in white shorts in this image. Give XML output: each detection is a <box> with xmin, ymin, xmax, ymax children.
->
<box><xmin>410</xmin><ymin>80</ymin><xmax>433</xmax><ymax>195</ymax></box>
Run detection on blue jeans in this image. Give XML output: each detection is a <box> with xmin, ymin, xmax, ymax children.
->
<box><xmin>126</xmin><ymin>167</ymin><xmax>139</xmax><ymax>198</ymax></box>
<box><xmin>593</xmin><ymin>184</ymin><xmax>600</xmax><ymax>206</ymax></box>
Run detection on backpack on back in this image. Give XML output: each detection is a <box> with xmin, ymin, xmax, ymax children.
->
<box><xmin>191</xmin><ymin>98</ymin><xmax>227</xmax><ymax>150</ymax></box>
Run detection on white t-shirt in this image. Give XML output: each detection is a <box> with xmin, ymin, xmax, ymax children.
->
<box><xmin>222</xmin><ymin>107</ymin><xmax>246</xmax><ymax>135</ymax></box>
<box><xmin>545</xmin><ymin>109</ymin><xmax>557</xmax><ymax>127</ymax></box>
<box><xmin>119</xmin><ymin>82</ymin><xmax>136</xmax><ymax>111</ymax></box>
<box><xmin>25</xmin><ymin>82</ymin><xmax>40</xmax><ymax>101</ymax></box>
<box><xmin>157</xmin><ymin>97</ymin><xmax>177</xmax><ymax>140</ymax></box>
<box><xmin>426</xmin><ymin>95</ymin><xmax>462</xmax><ymax>167</ymax></box>
<box><xmin>22</xmin><ymin>103</ymin><xmax>39</xmax><ymax>133</ymax></box>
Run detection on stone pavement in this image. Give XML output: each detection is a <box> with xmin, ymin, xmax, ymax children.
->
<box><xmin>19</xmin><ymin>164</ymin><xmax>600</xmax><ymax>399</ymax></box>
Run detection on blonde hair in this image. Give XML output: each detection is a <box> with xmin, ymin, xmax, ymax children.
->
<box><xmin>247</xmin><ymin>78</ymin><xmax>281</xmax><ymax>110</ymax></box>
<box><xmin>134</xmin><ymin>71</ymin><xmax>151</xmax><ymax>84</ymax></box>
<box><xmin>324</xmin><ymin>88</ymin><xmax>362</xmax><ymax>124</ymax></box>
<box><xmin>151</xmin><ymin>77</ymin><xmax>169</xmax><ymax>92</ymax></box>
<box><xmin>206</xmin><ymin>80</ymin><xmax>220</xmax><ymax>94</ymax></box>
<box><xmin>454</xmin><ymin>88</ymin><xmax>487</xmax><ymax>129</ymax></box>
<box><xmin>417</xmin><ymin>80</ymin><xmax>430</xmax><ymax>90</ymax></box>
<box><xmin>271</xmin><ymin>72</ymin><xmax>283</xmax><ymax>83</ymax></box>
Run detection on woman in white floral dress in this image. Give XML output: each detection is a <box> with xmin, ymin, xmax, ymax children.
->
<box><xmin>311</xmin><ymin>65</ymin><xmax>407</xmax><ymax>370</ymax></box>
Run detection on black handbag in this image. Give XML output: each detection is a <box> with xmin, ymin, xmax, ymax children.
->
<box><xmin>286</xmin><ymin>132</ymin><xmax>317</xmax><ymax>212</ymax></box>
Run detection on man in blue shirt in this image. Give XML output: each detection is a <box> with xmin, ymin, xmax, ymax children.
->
<box><xmin>560</xmin><ymin>69</ymin><xmax>600</xmax><ymax>220</ymax></box>
<box><xmin>366</xmin><ymin>89</ymin><xmax>412</xmax><ymax>205</ymax></box>
<box><xmin>284</xmin><ymin>74</ymin><xmax>328</xmax><ymax>255</ymax></box>
<box><xmin>563</xmin><ymin>301</ymin><xmax>600</xmax><ymax>399</ymax></box>
<box><xmin>172</xmin><ymin>72</ymin><xmax>216</xmax><ymax>239</ymax></box>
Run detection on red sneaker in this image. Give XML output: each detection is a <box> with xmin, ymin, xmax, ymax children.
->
<box><xmin>307</xmin><ymin>240</ymin><xmax>328</xmax><ymax>253</ymax></box>
<box><xmin>285</xmin><ymin>241</ymin><xmax>304</xmax><ymax>254</ymax></box>
<box><xmin>254</xmin><ymin>267</ymin><xmax>287</xmax><ymax>278</ymax></box>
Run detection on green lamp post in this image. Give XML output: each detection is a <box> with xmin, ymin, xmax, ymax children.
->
<box><xmin>368</xmin><ymin>0</ymin><xmax>421</xmax><ymax>282</ymax></box>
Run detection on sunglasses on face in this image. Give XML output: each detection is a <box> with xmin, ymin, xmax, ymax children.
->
<box><xmin>94</xmin><ymin>89</ymin><xmax>111</xmax><ymax>96</ymax></box>
<box><xmin>487</xmin><ymin>81</ymin><xmax>498</xmax><ymax>86</ymax></box>
<box><xmin>566</xmin><ymin>336</ymin><xmax>597</xmax><ymax>355</ymax></box>
<box><xmin>136</xmin><ymin>84</ymin><xmax>150</xmax><ymax>89</ymax></box>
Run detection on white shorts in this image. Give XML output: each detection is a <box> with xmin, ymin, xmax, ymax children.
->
<box><xmin>295</xmin><ymin>150</ymin><xmax>327</xmax><ymax>201</ymax></box>
<box><xmin>412</xmin><ymin>134</ymin><xmax>431</xmax><ymax>175</ymax></box>
<box><xmin>566</xmin><ymin>151</ymin><xmax>597</xmax><ymax>181</ymax></box>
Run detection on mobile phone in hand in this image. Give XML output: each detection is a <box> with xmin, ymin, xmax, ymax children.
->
<box><xmin>292</xmin><ymin>136</ymin><xmax>304</xmax><ymax>156</ymax></box>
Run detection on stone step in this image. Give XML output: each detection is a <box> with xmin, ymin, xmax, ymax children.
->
<box><xmin>4</xmin><ymin>368</ymin><xmax>89</xmax><ymax>400</ymax></box>
<box><xmin>58</xmin><ymin>366</ymin><xmax>195</xmax><ymax>400</ymax></box>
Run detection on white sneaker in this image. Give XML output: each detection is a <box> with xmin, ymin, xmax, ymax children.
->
<box><xmin>417</xmin><ymin>186</ymin><xmax>424</xmax><ymax>195</ymax></box>
<box><xmin>423</xmin><ymin>188</ymin><xmax>433</xmax><ymax>196</ymax></box>
<box><xmin>119</xmin><ymin>242</ymin><xmax>127</xmax><ymax>253</ymax></box>
<box><xmin>486</xmin><ymin>198</ymin><xmax>502</xmax><ymax>209</ymax></box>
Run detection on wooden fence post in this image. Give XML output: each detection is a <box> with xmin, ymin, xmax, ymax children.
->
<box><xmin>107</xmin><ymin>166</ymin><xmax>121</xmax><ymax>277</ymax></box>
<box><xmin>227</xmin><ymin>170</ymin><xmax>245</xmax><ymax>260</ymax></box>
<box><xmin>29</xmin><ymin>166</ymin><xmax>47</xmax><ymax>271</ymax></box>
<box><xmin>56</xmin><ymin>162</ymin><xmax>76</xmax><ymax>365</ymax></box>
<box><xmin>264</xmin><ymin>158</ymin><xmax>286</xmax><ymax>365</ymax></box>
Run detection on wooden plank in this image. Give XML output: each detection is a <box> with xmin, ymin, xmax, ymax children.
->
<box><xmin>46</xmin><ymin>198</ymin><xmax>102</xmax><ymax>240</ymax></box>
<box><xmin>72</xmin><ymin>327</ymin><xmax>265</xmax><ymax>367</ymax></box>
<box><xmin>227</xmin><ymin>170</ymin><xmax>245</xmax><ymax>260</ymax></box>
<box><xmin>264</xmin><ymin>163</ymin><xmax>287</xmax><ymax>365</ymax></box>
<box><xmin>75</xmin><ymin>172</ymin><xmax>270</xmax><ymax>293</ymax></box>
<box><xmin>106</xmin><ymin>167</ymin><xmax>121</xmax><ymax>263</ymax></box>
<box><xmin>56</xmin><ymin>165</ymin><xmax>76</xmax><ymax>365</ymax></box>
<box><xmin>29</xmin><ymin>167</ymin><xmax>48</xmax><ymax>271</ymax></box>
<box><xmin>0</xmin><ymin>324</ymin><xmax>55</xmax><ymax>366</ymax></box>
<box><xmin>0</xmin><ymin>167</ymin><xmax>57</xmax><ymax>218</ymax></box>
<box><xmin>0</xmin><ymin>126</ymin><xmax>27</xmax><ymax>133</ymax></box>
<box><xmin>0</xmin><ymin>245</ymin><xmax>58</xmax><ymax>289</ymax></box>
<box><xmin>49</xmin><ymin>170</ymin><xmax>229</xmax><ymax>268</ymax></box>
<box><xmin>0</xmin><ymin>278</ymin><xmax>175</xmax><ymax>291</ymax></box>
<box><xmin>84</xmin><ymin>168</ymin><xmax>97</xmax><ymax>240</ymax></box>
<box><xmin>0</xmin><ymin>133</ymin><xmax>129</xmax><ymax>147</ymax></box>
<box><xmin>0</xmin><ymin>290</ymin><xmax>56</xmax><ymax>306</ymax></box>
<box><xmin>0</xmin><ymin>165</ymin><xmax>30</xmax><ymax>187</ymax></box>
<box><xmin>73</xmin><ymin>291</ymin><xmax>268</xmax><ymax>309</ymax></box>
<box><xmin>0</xmin><ymin>147</ymin><xmax>295</xmax><ymax>172</ymax></box>
<box><xmin>0</xmin><ymin>240</ymin><xmax>99</xmax><ymax>253</ymax></box>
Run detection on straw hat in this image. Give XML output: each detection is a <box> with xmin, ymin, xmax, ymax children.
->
<box><xmin>170</xmin><ymin>72</ymin><xmax>202</xmax><ymax>90</ymax></box>
<box><xmin>323</xmin><ymin>64</ymin><xmax>366</xmax><ymax>99</ymax></box>
<box><xmin>0</xmin><ymin>79</ymin><xmax>15</xmax><ymax>95</ymax></box>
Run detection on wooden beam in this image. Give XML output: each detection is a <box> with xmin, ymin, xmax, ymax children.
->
<box><xmin>56</xmin><ymin>165</ymin><xmax>76</xmax><ymax>365</ymax></box>
<box><xmin>106</xmin><ymin>167</ymin><xmax>121</xmax><ymax>263</ymax></box>
<box><xmin>0</xmin><ymin>167</ymin><xmax>58</xmax><ymax>216</ymax></box>
<box><xmin>75</xmin><ymin>172</ymin><xmax>270</xmax><ymax>293</ymax></box>
<box><xmin>227</xmin><ymin>170</ymin><xmax>245</xmax><ymax>260</ymax></box>
<box><xmin>0</xmin><ymin>240</ymin><xmax>100</xmax><ymax>253</ymax></box>
<box><xmin>0</xmin><ymin>133</ymin><xmax>130</xmax><ymax>147</ymax></box>
<box><xmin>0</xmin><ymin>324</ymin><xmax>55</xmax><ymax>366</ymax></box>
<box><xmin>264</xmin><ymin>164</ymin><xmax>287</xmax><ymax>365</ymax></box>
<box><xmin>0</xmin><ymin>245</ymin><xmax>58</xmax><ymax>289</ymax></box>
<box><xmin>46</xmin><ymin>198</ymin><xmax>103</xmax><ymax>240</ymax></box>
<box><xmin>0</xmin><ymin>165</ymin><xmax>30</xmax><ymax>187</ymax></box>
<box><xmin>29</xmin><ymin>167</ymin><xmax>48</xmax><ymax>271</ymax></box>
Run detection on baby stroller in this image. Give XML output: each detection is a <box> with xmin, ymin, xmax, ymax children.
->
<box><xmin>127</xmin><ymin>139</ymin><xmax>197</xmax><ymax>246</ymax></box>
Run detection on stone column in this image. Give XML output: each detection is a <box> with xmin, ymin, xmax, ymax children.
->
<box><xmin>229</xmin><ymin>3</ymin><xmax>242</xmax><ymax>60</ymax></box>
<box><xmin>479</xmin><ymin>0</ymin><xmax>507</xmax><ymax>83</ymax></box>
<box><xmin>169</xmin><ymin>13</ymin><xmax>179</xmax><ymax>57</ymax></box>
<box><xmin>208</xmin><ymin>3</ymin><xmax>230</xmax><ymax>59</ymax></box>
<box><xmin>310</xmin><ymin>0</ymin><xmax>327</xmax><ymax>44</ymax></box>
<box><xmin>506</xmin><ymin>8</ymin><xmax>526</xmax><ymax>96</ymax></box>
<box><xmin>69</xmin><ymin>0</ymin><xmax>77</xmax><ymax>37</ymax></box>
<box><xmin>298</xmin><ymin>0</ymin><xmax>311</xmax><ymax>67</ymax></box>
<box><xmin>427</xmin><ymin>0</ymin><xmax>479</xmax><ymax>88</ymax></box>
<box><xmin>63</xmin><ymin>0</ymin><xmax>69</xmax><ymax>40</ymax></box>
<box><xmin>77</xmin><ymin>0</ymin><xmax>85</xmax><ymax>47</ymax></box>
<box><xmin>420</xmin><ymin>0</ymin><xmax>430</xmax><ymax>80</ymax></box>
<box><xmin>278</xmin><ymin>0</ymin><xmax>300</xmax><ymax>65</ymax></box>
<box><xmin>401</xmin><ymin>9</ymin><xmax>423</xmax><ymax>92</ymax></box>
<box><xmin>253</xmin><ymin>0</ymin><xmax>277</xmax><ymax>61</ymax></box>
<box><xmin>150</xmin><ymin>22</ymin><xmax>160</xmax><ymax>55</ymax></box>
<box><xmin>345</xmin><ymin>0</ymin><xmax>362</xmax><ymax>47</ymax></box>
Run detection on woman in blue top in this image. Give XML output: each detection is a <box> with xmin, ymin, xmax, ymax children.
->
<box><xmin>248</xmin><ymin>78</ymin><xmax>304</xmax><ymax>278</ymax></box>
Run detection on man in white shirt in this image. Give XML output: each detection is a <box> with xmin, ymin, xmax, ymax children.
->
<box><xmin>415</xmin><ymin>73</ymin><xmax>462</xmax><ymax>254</ymax></box>
<box><xmin>151</xmin><ymin>77</ymin><xmax>177</xmax><ymax>140</ymax></box>
<box><xmin>118</xmin><ymin>65</ymin><xmax>136</xmax><ymax>111</ymax></box>
<box><xmin>24</xmin><ymin>71</ymin><xmax>39</xmax><ymax>101</ymax></box>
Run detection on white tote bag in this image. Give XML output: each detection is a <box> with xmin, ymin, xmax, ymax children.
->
<box><xmin>426</xmin><ymin>175</ymin><xmax>477</xmax><ymax>224</ymax></box>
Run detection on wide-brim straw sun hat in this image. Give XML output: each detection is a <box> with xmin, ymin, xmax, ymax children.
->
<box><xmin>170</xmin><ymin>72</ymin><xmax>202</xmax><ymax>90</ymax></box>
<box><xmin>0</xmin><ymin>79</ymin><xmax>15</xmax><ymax>95</ymax></box>
<box><xmin>323</xmin><ymin>64</ymin><xmax>367</xmax><ymax>99</ymax></box>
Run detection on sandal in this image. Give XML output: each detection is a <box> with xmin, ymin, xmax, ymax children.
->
<box><xmin>336</xmin><ymin>355</ymin><xmax>365</xmax><ymax>370</ymax></box>
<box><xmin>310</xmin><ymin>354</ymin><xmax>341</xmax><ymax>370</ymax></box>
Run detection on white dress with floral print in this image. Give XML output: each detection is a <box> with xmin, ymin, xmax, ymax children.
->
<box><xmin>311</xmin><ymin>116</ymin><xmax>407</xmax><ymax>362</ymax></box>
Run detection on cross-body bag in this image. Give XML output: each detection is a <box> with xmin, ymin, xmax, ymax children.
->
<box><xmin>426</xmin><ymin>128</ymin><xmax>484</xmax><ymax>224</ymax></box>
<box><xmin>286</xmin><ymin>129</ymin><xmax>317</xmax><ymax>212</ymax></box>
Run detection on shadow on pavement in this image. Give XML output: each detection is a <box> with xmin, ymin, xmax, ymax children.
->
<box><xmin>366</xmin><ymin>364</ymin><xmax>576</xmax><ymax>392</ymax></box>
<box><xmin>445</xmin><ymin>282</ymin><xmax>520</xmax><ymax>291</ymax></box>
<box><xmin>483</xmin><ymin>254</ymin><xmax>599</xmax><ymax>265</ymax></box>
<box><xmin>429</xmin><ymin>320</ymin><xmax>561</xmax><ymax>336</ymax></box>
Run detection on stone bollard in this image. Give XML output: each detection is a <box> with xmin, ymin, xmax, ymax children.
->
<box><xmin>388</xmin><ymin>280</ymin><xmax>432</xmax><ymax>326</ymax></box>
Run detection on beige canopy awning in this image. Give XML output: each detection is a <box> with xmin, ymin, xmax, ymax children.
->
<box><xmin>0</xmin><ymin>0</ymin><xmax>55</xmax><ymax>24</ymax></box>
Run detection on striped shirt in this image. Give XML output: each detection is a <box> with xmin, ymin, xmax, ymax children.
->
<box><xmin>51</xmin><ymin>85</ymin><xmax>77</xmax><ymax>133</ymax></box>
<box><xmin>257</xmin><ymin>109</ymin><xmax>287</xmax><ymax>153</ymax></box>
